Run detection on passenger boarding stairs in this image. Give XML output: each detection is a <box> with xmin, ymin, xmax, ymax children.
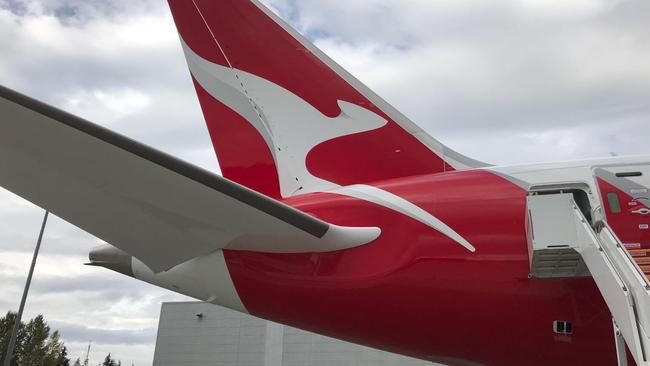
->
<box><xmin>527</xmin><ymin>193</ymin><xmax>650</xmax><ymax>366</ymax></box>
<box><xmin>629</xmin><ymin>249</ymin><xmax>650</xmax><ymax>282</ymax></box>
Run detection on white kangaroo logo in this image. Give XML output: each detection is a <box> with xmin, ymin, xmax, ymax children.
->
<box><xmin>182</xmin><ymin>39</ymin><xmax>475</xmax><ymax>252</ymax></box>
<box><xmin>183</xmin><ymin>38</ymin><xmax>387</xmax><ymax>197</ymax></box>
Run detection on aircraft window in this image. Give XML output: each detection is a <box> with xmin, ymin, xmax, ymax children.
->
<box><xmin>607</xmin><ymin>192</ymin><xmax>621</xmax><ymax>213</ymax></box>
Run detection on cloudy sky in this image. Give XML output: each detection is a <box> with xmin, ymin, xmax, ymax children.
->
<box><xmin>0</xmin><ymin>0</ymin><xmax>649</xmax><ymax>364</ymax></box>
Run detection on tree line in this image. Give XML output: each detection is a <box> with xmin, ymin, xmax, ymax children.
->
<box><xmin>0</xmin><ymin>312</ymin><xmax>69</xmax><ymax>366</ymax></box>
<box><xmin>0</xmin><ymin>312</ymin><xmax>123</xmax><ymax>366</ymax></box>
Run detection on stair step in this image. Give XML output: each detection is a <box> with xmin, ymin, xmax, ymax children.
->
<box><xmin>628</xmin><ymin>249</ymin><xmax>649</xmax><ymax>257</ymax></box>
<box><xmin>639</xmin><ymin>265</ymin><xmax>650</xmax><ymax>274</ymax></box>
<box><xmin>635</xmin><ymin>257</ymin><xmax>650</xmax><ymax>265</ymax></box>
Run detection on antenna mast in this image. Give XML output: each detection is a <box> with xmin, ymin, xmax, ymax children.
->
<box><xmin>83</xmin><ymin>342</ymin><xmax>91</xmax><ymax>366</ymax></box>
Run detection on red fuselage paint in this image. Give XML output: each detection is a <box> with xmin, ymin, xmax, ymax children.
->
<box><xmin>598</xmin><ymin>178</ymin><xmax>650</xmax><ymax>250</ymax></box>
<box><xmin>224</xmin><ymin>170</ymin><xmax>617</xmax><ymax>366</ymax></box>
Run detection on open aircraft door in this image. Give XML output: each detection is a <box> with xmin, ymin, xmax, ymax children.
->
<box><xmin>595</xmin><ymin>164</ymin><xmax>650</xmax><ymax>255</ymax></box>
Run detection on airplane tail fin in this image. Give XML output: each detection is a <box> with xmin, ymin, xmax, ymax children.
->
<box><xmin>168</xmin><ymin>0</ymin><xmax>486</xmax><ymax>199</ymax></box>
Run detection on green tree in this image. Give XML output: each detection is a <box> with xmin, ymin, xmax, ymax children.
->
<box><xmin>0</xmin><ymin>311</ymin><xmax>26</xmax><ymax>366</ymax></box>
<box><xmin>102</xmin><ymin>353</ymin><xmax>120</xmax><ymax>366</ymax></box>
<box><xmin>44</xmin><ymin>330</ymin><xmax>70</xmax><ymax>366</ymax></box>
<box><xmin>59</xmin><ymin>346</ymin><xmax>71</xmax><ymax>366</ymax></box>
<box><xmin>17</xmin><ymin>314</ymin><xmax>50</xmax><ymax>366</ymax></box>
<box><xmin>0</xmin><ymin>313</ymin><xmax>70</xmax><ymax>366</ymax></box>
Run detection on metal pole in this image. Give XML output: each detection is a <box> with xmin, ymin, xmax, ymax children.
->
<box><xmin>3</xmin><ymin>211</ymin><xmax>49</xmax><ymax>366</ymax></box>
<box><xmin>613</xmin><ymin>319</ymin><xmax>629</xmax><ymax>366</ymax></box>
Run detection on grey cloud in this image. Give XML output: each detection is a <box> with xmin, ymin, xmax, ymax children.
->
<box><xmin>0</xmin><ymin>205</ymin><xmax>103</xmax><ymax>256</ymax></box>
<box><xmin>0</xmin><ymin>1</ymin><xmax>210</xmax><ymax>165</ymax></box>
<box><xmin>51</xmin><ymin>322</ymin><xmax>157</xmax><ymax>345</ymax></box>
<box><xmin>274</xmin><ymin>0</ymin><xmax>650</xmax><ymax>163</ymax></box>
<box><xmin>2</xmin><ymin>0</ymin><xmax>165</xmax><ymax>24</ymax></box>
<box><xmin>30</xmin><ymin>273</ymin><xmax>138</xmax><ymax>295</ymax></box>
<box><xmin>0</xmin><ymin>0</ymin><xmax>26</xmax><ymax>16</ymax></box>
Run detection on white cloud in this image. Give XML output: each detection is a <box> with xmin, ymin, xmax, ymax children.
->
<box><xmin>282</xmin><ymin>0</ymin><xmax>650</xmax><ymax>163</ymax></box>
<box><xmin>65</xmin><ymin>87</ymin><xmax>151</xmax><ymax>120</ymax></box>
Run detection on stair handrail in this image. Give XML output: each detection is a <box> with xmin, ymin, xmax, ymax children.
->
<box><xmin>567</xmin><ymin>200</ymin><xmax>650</xmax><ymax>364</ymax></box>
<box><xmin>595</xmin><ymin>217</ymin><xmax>650</xmax><ymax>365</ymax></box>
<box><xmin>598</xmin><ymin>220</ymin><xmax>650</xmax><ymax>290</ymax></box>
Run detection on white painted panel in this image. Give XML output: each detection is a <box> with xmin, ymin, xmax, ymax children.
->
<box><xmin>527</xmin><ymin>194</ymin><xmax>579</xmax><ymax>250</ymax></box>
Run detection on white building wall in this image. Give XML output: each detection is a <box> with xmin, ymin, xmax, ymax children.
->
<box><xmin>153</xmin><ymin>302</ymin><xmax>437</xmax><ymax>366</ymax></box>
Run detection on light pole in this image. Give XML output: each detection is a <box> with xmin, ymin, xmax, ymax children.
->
<box><xmin>3</xmin><ymin>210</ymin><xmax>49</xmax><ymax>366</ymax></box>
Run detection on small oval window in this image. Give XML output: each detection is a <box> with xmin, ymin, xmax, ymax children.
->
<box><xmin>607</xmin><ymin>192</ymin><xmax>621</xmax><ymax>213</ymax></box>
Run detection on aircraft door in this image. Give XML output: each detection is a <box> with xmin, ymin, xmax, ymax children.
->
<box><xmin>595</xmin><ymin>164</ymin><xmax>650</xmax><ymax>250</ymax></box>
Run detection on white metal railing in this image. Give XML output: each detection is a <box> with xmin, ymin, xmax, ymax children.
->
<box><xmin>570</xmin><ymin>203</ymin><xmax>650</xmax><ymax>365</ymax></box>
<box><xmin>598</xmin><ymin>224</ymin><xmax>650</xmax><ymax>364</ymax></box>
<box><xmin>601</xmin><ymin>222</ymin><xmax>650</xmax><ymax>290</ymax></box>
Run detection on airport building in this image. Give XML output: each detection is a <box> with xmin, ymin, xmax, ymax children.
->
<box><xmin>153</xmin><ymin>302</ymin><xmax>436</xmax><ymax>366</ymax></box>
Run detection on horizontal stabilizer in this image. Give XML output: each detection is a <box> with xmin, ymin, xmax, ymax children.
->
<box><xmin>0</xmin><ymin>85</ymin><xmax>380</xmax><ymax>272</ymax></box>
